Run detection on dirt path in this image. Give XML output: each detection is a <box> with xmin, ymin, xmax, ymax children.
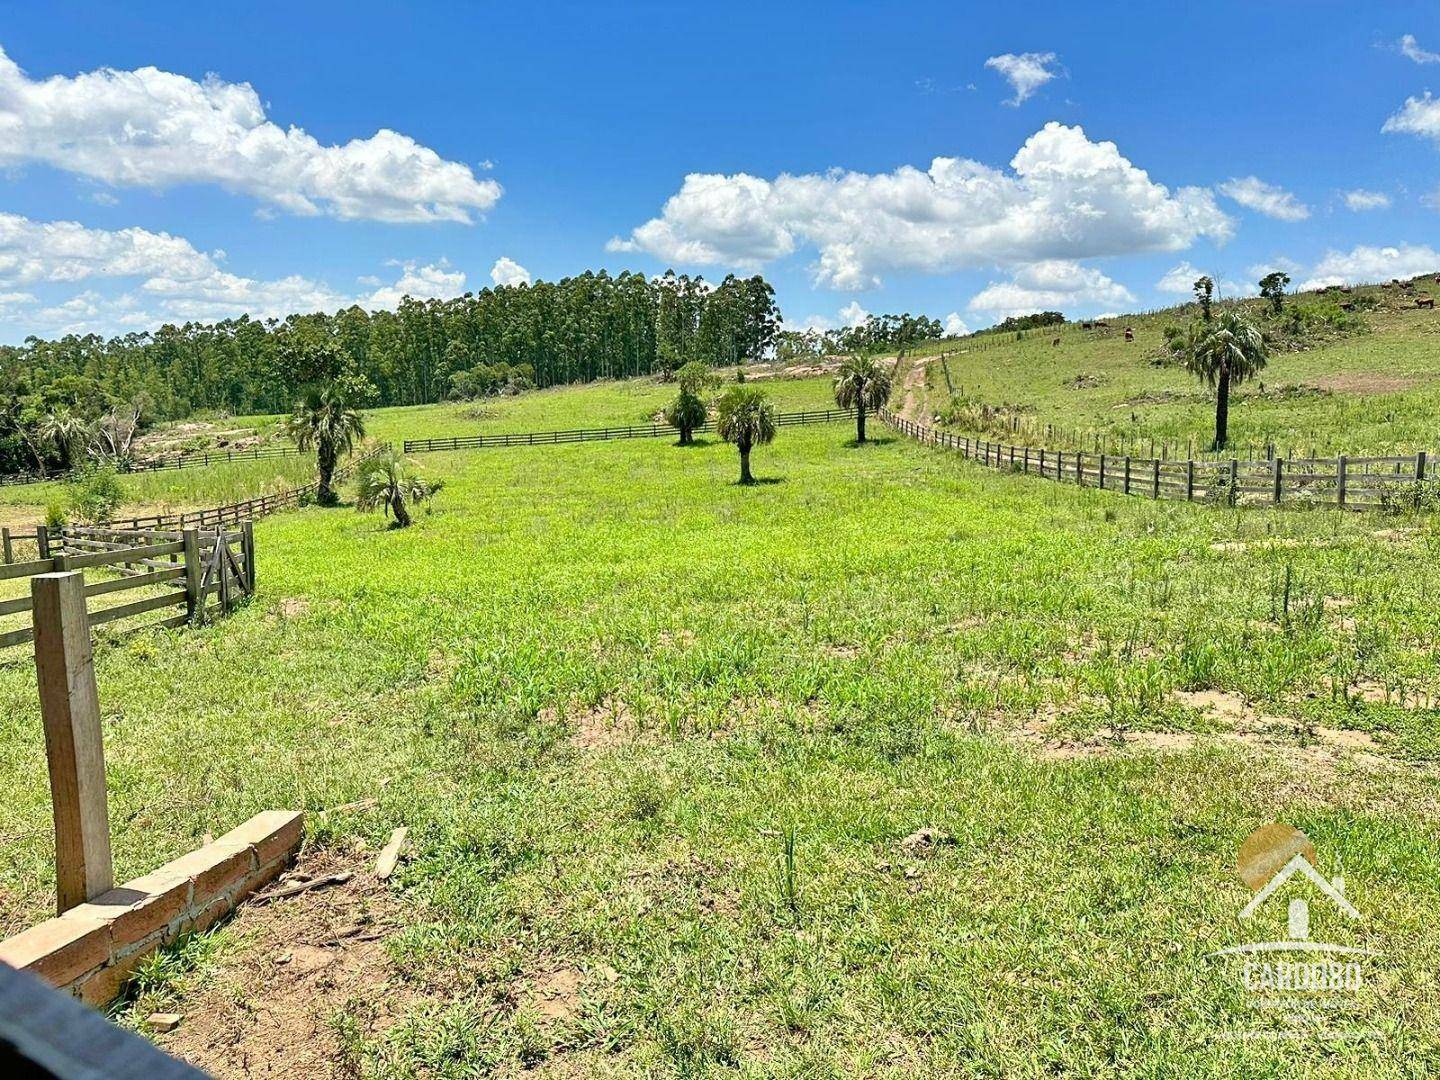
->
<box><xmin>893</xmin><ymin>353</ymin><xmax>934</xmax><ymax>422</ymax></box>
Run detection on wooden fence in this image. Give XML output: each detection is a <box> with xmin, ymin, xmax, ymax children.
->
<box><xmin>0</xmin><ymin>523</ymin><xmax>254</xmax><ymax>651</ymax></box>
<box><xmin>403</xmin><ymin>408</ymin><xmax>857</xmax><ymax>453</ymax></box>
<box><xmin>880</xmin><ymin>409</ymin><xmax>1435</xmax><ymax>511</ymax></box>
<box><xmin>0</xmin><ymin>443</ymin><xmax>302</xmax><ymax>489</ymax></box>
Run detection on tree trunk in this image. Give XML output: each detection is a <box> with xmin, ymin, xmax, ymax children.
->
<box><xmin>738</xmin><ymin>441</ymin><xmax>753</xmax><ymax>484</ymax></box>
<box><xmin>1214</xmin><ymin>366</ymin><xmax>1231</xmax><ymax>450</ymax></box>
<box><xmin>679</xmin><ymin>425</ymin><xmax>692</xmax><ymax>446</ymax></box>
<box><xmin>391</xmin><ymin>492</ymin><xmax>411</xmax><ymax>527</ymax></box>
<box><xmin>317</xmin><ymin>443</ymin><xmax>338</xmax><ymax>506</ymax></box>
<box><xmin>856</xmin><ymin>404</ymin><xmax>867</xmax><ymax>444</ymax></box>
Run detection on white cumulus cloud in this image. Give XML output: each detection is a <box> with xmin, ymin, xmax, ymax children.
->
<box><xmin>984</xmin><ymin>52</ymin><xmax>1060</xmax><ymax>106</ymax></box>
<box><xmin>943</xmin><ymin>312</ymin><xmax>968</xmax><ymax>336</ymax></box>
<box><xmin>839</xmin><ymin>300</ymin><xmax>869</xmax><ymax>326</ymax></box>
<box><xmin>1343</xmin><ymin>189</ymin><xmax>1392</xmax><ymax>211</ymax></box>
<box><xmin>1297</xmin><ymin>243</ymin><xmax>1440</xmax><ymax>290</ymax></box>
<box><xmin>1383</xmin><ymin>92</ymin><xmax>1440</xmax><ymax>142</ymax></box>
<box><xmin>1156</xmin><ymin>261</ymin><xmax>1204</xmax><ymax>294</ymax></box>
<box><xmin>1217</xmin><ymin>176</ymin><xmax>1310</xmax><ymax>221</ymax></box>
<box><xmin>0</xmin><ymin>45</ymin><xmax>501</xmax><ymax>223</ymax></box>
<box><xmin>968</xmin><ymin>260</ymin><xmax>1135</xmax><ymax>319</ymax></box>
<box><xmin>489</xmin><ymin>256</ymin><xmax>531</xmax><ymax>287</ymax></box>
<box><xmin>1399</xmin><ymin>34</ymin><xmax>1440</xmax><ymax>64</ymax></box>
<box><xmin>0</xmin><ymin>211</ymin><xmax>475</xmax><ymax>335</ymax></box>
<box><xmin>610</xmin><ymin>123</ymin><xmax>1232</xmax><ymax>291</ymax></box>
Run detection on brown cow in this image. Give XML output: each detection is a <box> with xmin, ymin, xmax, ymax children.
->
<box><xmin>1124</xmin><ymin>326</ymin><xmax>1135</xmax><ymax>342</ymax></box>
<box><xmin>1052</xmin><ymin>336</ymin><xmax>1061</xmax><ymax>347</ymax></box>
<box><xmin>1418</xmin><ymin>296</ymin><xmax>1435</xmax><ymax>309</ymax></box>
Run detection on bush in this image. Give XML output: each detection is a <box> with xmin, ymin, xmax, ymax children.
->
<box><xmin>45</xmin><ymin>501</ymin><xmax>67</xmax><ymax>530</ymax></box>
<box><xmin>65</xmin><ymin>466</ymin><xmax>125</xmax><ymax>524</ymax></box>
<box><xmin>1377</xmin><ymin>477</ymin><xmax>1440</xmax><ymax>515</ymax></box>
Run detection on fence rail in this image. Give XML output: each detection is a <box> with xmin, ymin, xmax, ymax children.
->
<box><xmin>880</xmin><ymin>409</ymin><xmax>1435</xmax><ymax>512</ymax></box>
<box><xmin>0</xmin><ymin>523</ymin><xmax>254</xmax><ymax>650</ymax></box>
<box><xmin>403</xmin><ymin>408</ymin><xmax>857</xmax><ymax>453</ymax></box>
<box><xmin>0</xmin><ymin>443</ymin><xmax>302</xmax><ymax>489</ymax></box>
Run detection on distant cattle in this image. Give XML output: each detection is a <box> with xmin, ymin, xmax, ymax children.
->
<box><xmin>1124</xmin><ymin>326</ymin><xmax>1135</xmax><ymax>342</ymax></box>
<box><xmin>1340</xmin><ymin>285</ymin><xmax>1353</xmax><ymax>294</ymax></box>
<box><xmin>1095</xmin><ymin>320</ymin><xmax>1111</xmax><ymax>329</ymax></box>
<box><xmin>1052</xmin><ymin>336</ymin><xmax>1061</xmax><ymax>347</ymax></box>
<box><xmin>1341</xmin><ymin>302</ymin><xmax>1356</xmax><ymax>311</ymax></box>
<box><xmin>1418</xmin><ymin>296</ymin><xmax>1435</xmax><ymax>309</ymax></box>
<box><xmin>1081</xmin><ymin>321</ymin><xmax>1093</xmax><ymax>330</ymax></box>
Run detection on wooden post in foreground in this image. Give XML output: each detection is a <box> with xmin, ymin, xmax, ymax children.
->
<box><xmin>182</xmin><ymin>528</ymin><xmax>202</xmax><ymax>625</ymax></box>
<box><xmin>31</xmin><ymin>571</ymin><xmax>113</xmax><ymax>914</ymax></box>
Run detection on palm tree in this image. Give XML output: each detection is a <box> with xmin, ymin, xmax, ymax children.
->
<box><xmin>665</xmin><ymin>361</ymin><xmax>717</xmax><ymax>445</ymax></box>
<box><xmin>1186</xmin><ymin>309</ymin><xmax>1268</xmax><ymax>450</ymax></box>
<box><xmin>715</xmin><ymin>385</ymin><xmax>777</xmax><ymax>484</ymax></box>
<box><xmin>833</xmin><ymin>354</ymin><xmax>892</xmax><ymax>443</ymax></box>
<box><xmin>287</xmin><ymin>386</ymin><xmax>365</xmax><ymax>506</ymax></box>
<box><xmin>39</xmin><ymin>408</ymin><xmax>91</xmax><ymax>470</ymax></box>
<box><xmin>355</xmin><ymin>449</ymin><xmax>441</xmax><ymax>527</ymax></box>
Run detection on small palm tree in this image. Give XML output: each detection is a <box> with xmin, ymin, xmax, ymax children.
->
<box><xmin>39</xmin><ymin>408</ymin><xmax>91</xmax><ymax>470</ymax></box>
<box><xmin>833</xmin><ymin>354</ymin><xmax>892</xmax><ymax>443</ymax></box>
<box><xmin>287</xmin><ymin>386</ymin><xmax>365</xmax><ymax>505</ymax></box>
<box><xmin>1186</xmin><ymin>308</ymin><xmax>1268</xmax><ymax>450</ymax></box>
<box><xmin>665</xmin><ymin>361</ymin><xmax>717</xmax><ymax>445</ymax></box>
<box><xmin>715</xmin><ymin>385</ymin><xmax>777</xmax><ymax>484</ymax></box>
<box><xmin>355</xmin><ymin>449</ymin><xmax>442</xmax><ymax>528</ymax></box>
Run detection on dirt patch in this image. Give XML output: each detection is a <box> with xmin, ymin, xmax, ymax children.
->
<box><xmin>526</xmin><ymin>966</ymin><xmax>585</xmax><ymax>1023</ymax></box>
<box><xmin>276</xmin><ymin>597</ymin><xmax>310</xmax><ymax>620</ymax></box>
<box><xmin>159</xmin><ymin>850</ymin><xmax>413</xmax><ymax>1080</ymax></box>
<box><xmin>546</xmin><ymin>697</ymin><xmax>636</xmax><ymax>750</ymax></box>
<box><xmin>893</xmin><ymin>355</ymin><xmax>933</xmax><ymax>423</ymax></box>
<box><xmin>1308</xmin><ymin>372</ymin><xmax>1420</xmax><ymax>395</ymax></box>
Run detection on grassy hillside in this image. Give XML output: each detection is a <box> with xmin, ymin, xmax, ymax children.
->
<box><xmin>1</xmin><ymin>378</ymin><xmax>1437</xmax><ymax>1076</ymax></box>
<box><xmin>905</xmin><ymin>281</ymin><xmax>1440</xmax><ymax>457</ymax></box>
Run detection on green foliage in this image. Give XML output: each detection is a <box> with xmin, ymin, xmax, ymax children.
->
<box><xmin>355</xmin><ymin>449</ymin><xmax>441</xmax><ymax>527</ymax></box>
<box><xmin>65</xmin><ymin>465</ymin><xmax>125</xmax><ymax>524</ymax></box>
<box><xmin>989</xmin><ymin>311</ymin><xmax>1065</xmax><ymax>334</ymax></box>
<box><xmin>1376</xmin><ymin>476</ymin><xmax>1440</xmax><ymax>514</ymax></box>
<box><xmin>1193</xmin><ymin>276</ymin><xmax>1214</xmax><ymax>321</ymax></box>
<box><xmin>1258</xmin><ymin>271</ymin><xmax>1291</xmax><ymax>315</ymax></box>
<box><xmin>287</xmin><ymin>386</ymin><xmax>366</xmax><ymax>506</ymax></box>
<box><xmin>44</xmin><ymin>499</ymin><xmax>67</xmax><ymax>530</ymax></box>
<box><xmin>448</xmin><ymin>362</ymin><xmax>535</xmax><ymax>401</ymax></box>
<box><xmin>833</xmin><ymin>354</ymin><xmax>893</xmax><ymax>442</ymax></box>
<box><xmin>714</xmin><ymin>385</ymin><xmax>777</xmax><ymax>483</ymax></box>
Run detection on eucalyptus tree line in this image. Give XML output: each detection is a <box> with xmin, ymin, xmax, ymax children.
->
<box><xmin>0</xmin><ymin>269</ymin><xmax>781</xmax><ymax>475</ymax></box>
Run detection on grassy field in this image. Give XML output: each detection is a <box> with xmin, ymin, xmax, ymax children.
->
<box><xmin>906</xmin><ymin>286</ymin><xmax>1440</xmax><ymax>458</ymax></box>
<box><xmin>2</xmin><ymin>376</ymin><xmax>1439</xmax><ymax>1076</ymax></box>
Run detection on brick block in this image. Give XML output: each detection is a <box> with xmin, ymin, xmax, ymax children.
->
<box><xmin>214</xmin><ymin>810</ymin><xmax>304</xmax><ymax>867</ymax></box>
<box><xmin>0</xmin><ymin>913</ymin><xmax>110</xmax><ymax>986</ymax></box>
<box><xmin>61</xmin><ymin>868</ymin><xmax>192</xmax><ymax>950</ymax></box>
<box><xmin>164</xmin><ymin>839</ymin><xmax>257</xmax><ymax>903</ymax></box>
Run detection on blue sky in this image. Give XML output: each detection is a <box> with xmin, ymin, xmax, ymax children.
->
<box><xmin>1</xmin><ymin>1</ymin><xmax>1439</xmax><ymax>344</ymax></box>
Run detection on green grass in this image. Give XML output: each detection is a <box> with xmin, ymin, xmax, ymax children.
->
<box><xmin>2</xmin><ymin>385</ymin><xmax>1438</xmax><ymax>1076</ymax></box>
<box><xmin>908</xmin><ymin>288</ymin><xmax>1440</xmax><ymax>458</ymax></box>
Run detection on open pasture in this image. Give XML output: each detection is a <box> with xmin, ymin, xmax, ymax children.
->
<box><xmin>2</xmin><ymin>385</ymin><xmax>1439</xmax><ymax>1077</ymax></box>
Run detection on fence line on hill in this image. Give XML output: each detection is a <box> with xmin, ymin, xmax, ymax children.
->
<box><xmin>403</xmin><ymin>408</ymin><xmax>857</xmax><ymax>452</ymax></box>
<box><xmin>0</xmin><ymin>443</ymin><xmax>303</xmax><ymax>489</ymax></box>
<box><xmin>879</xmin><ymin>408</ymin><xmax>1435</xmax><ymax>512</ymax></box>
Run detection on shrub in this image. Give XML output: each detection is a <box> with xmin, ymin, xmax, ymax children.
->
<box><xmin>65</xmin><ymin>466</ymin><xmax>125</xmax><ymax>524</ymax></box>
<box><xmin>1377</xmin><ymin>477</ymin><xmax>1440</xmax><ymax>515</ymax></box>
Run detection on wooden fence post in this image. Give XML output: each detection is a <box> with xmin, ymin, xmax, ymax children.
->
<box><xmin>241</xmin><ymin>521</ymin><xmax>256</xmax><ymax>594</ymax></box>
<box><xmin>183</xmin><ymin>528</ymin><xmax>202</xmax><ymax>624</ymax></box>
<box><xmin>2</xmin><ymin>526</ymin><xmax>10</xmax><ymax>564</ymax></box>
<box><xmin>1228</xmin><ymin>459</ymin><xmax>1239</xmax><ymax>506</ymax></box>
<box><xmin>36</xmin><ymin>524</ymin><xmax>50</xmax><ymax>560</ymax></box>
<box><xmin>31</xmin><ymin>571</ymin><xmax>113</xmax><ymax>914</ymax></box>
<box><xmin>1337</xmin><ymin>455</ymin><xmax>1348</xmax><ymax>509</ymax></box>
<box><xmin>1123</xmin><ymin>456</ymin><xmax>1131</xmax><ymax>495</ymax></box>
<box><xmin>1186</xmin><ymin>460</ymin><xmax>1195</xmax><ymax>501</ymax></box>
<box><xmin>1152</xmin><ymin>459</ymin><xmax>1161</xmax><ymax>499</ymax></box>
<box><xmin>1417</xmin><ymin>451</ymin><xmax>1427</xmax><ymax>482</ymax></box>
<box><xmin>1273</xmin><ymin>457</ymin><xmax>1283</xmax><ymax>505</ymax></box>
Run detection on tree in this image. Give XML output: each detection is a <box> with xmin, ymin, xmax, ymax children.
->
<box><xmin>1185</xmin><ymin>309</ymin><xmax>1268</xmax><ymax>450</ymax></box>
<box><xmin>1193</xmin><ymin>276</ymin><xmax>1215</xmax><ymax>323</ymax></box>
<box><xmin>664</xmin><ymin>361</ymin><xmax>717</xmax><ymax>445</ymax></box>
<box><xmin>287</xmin><ymin>386</ymin><xmax>365</xmax><ymax>506</ymax></box>
<box><xmin>1258</xmin><ymin>271</ymin><xmax>1290</xmax><ymax>316</ymax></box>
<box><xmin>832</xmin><ymin>354</ymin><xmax>893</xmax><ymax>443</ymax></box>
<box><xmin>714</xmin><ymin>385</ymin><xmax>777</xmax><ymax>484</ymax></box>
<box><xmin>355</xmin><ymin>449</ymin><xmax>441</xmax><ymax>528</ymax></box>
<box><xmin>39</xmin><ymin>407</ymin><xmax>91</xmax><ymax>470</ymax></box>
